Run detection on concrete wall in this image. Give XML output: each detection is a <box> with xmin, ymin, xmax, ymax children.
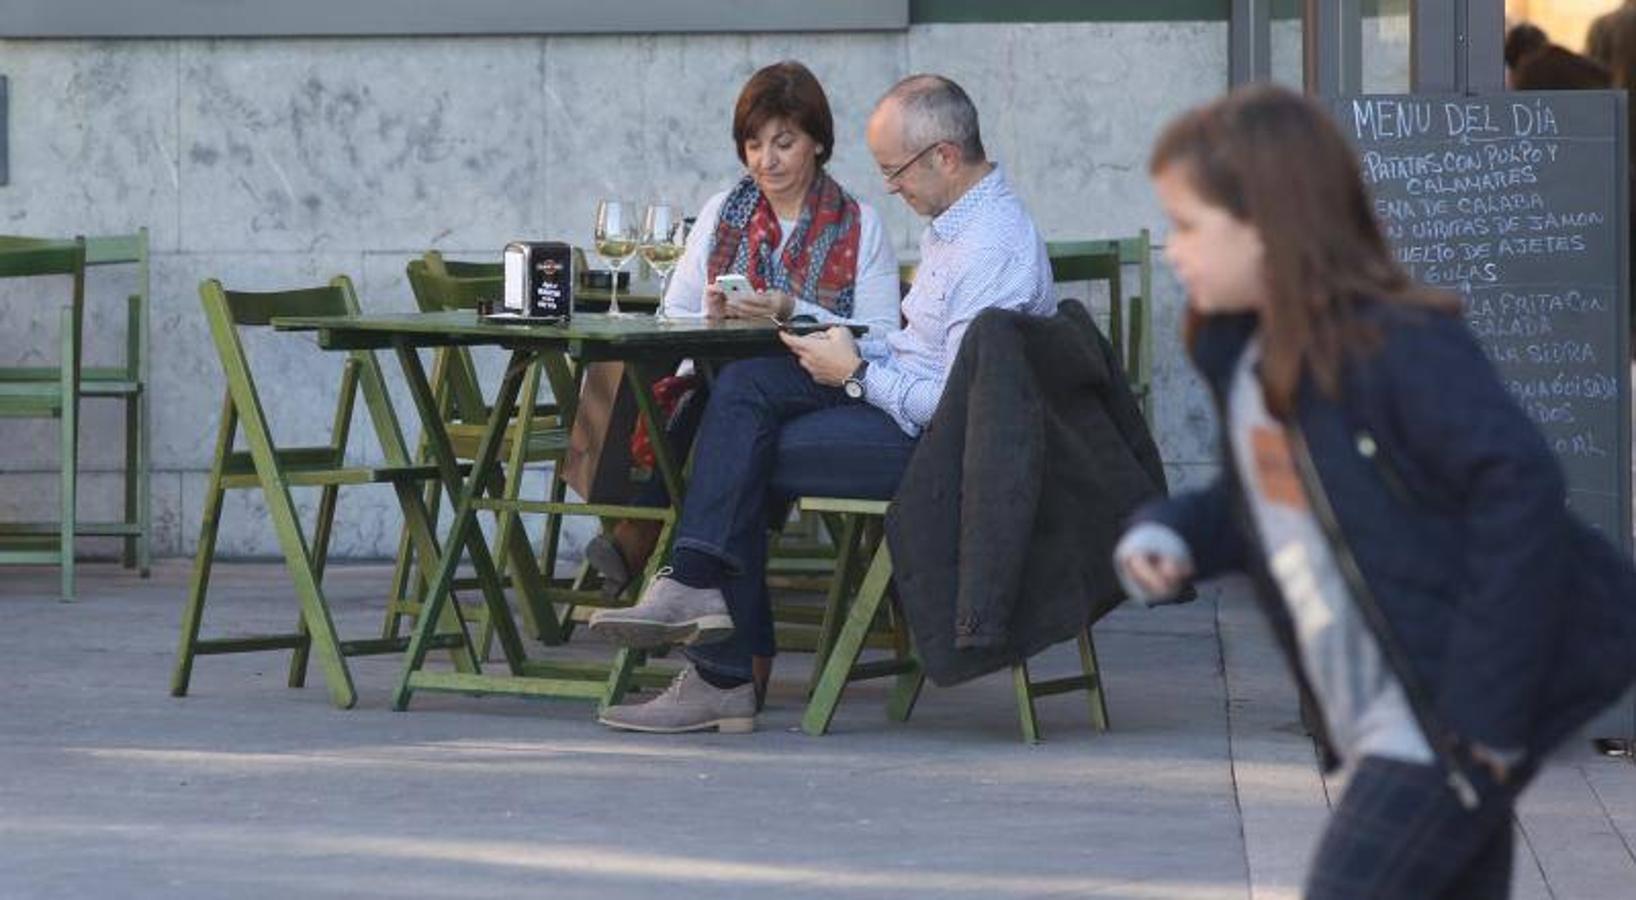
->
<box><xmin>0</xmin><ymin>22</ymin><xmax>1229</xmax><ymax>559</ymax></box>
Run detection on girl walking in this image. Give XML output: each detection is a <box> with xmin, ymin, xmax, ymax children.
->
<box><xmin>1117</xmin><ymin>85</ymin><xmax>1636</xmax><ymax>898</ymax></box>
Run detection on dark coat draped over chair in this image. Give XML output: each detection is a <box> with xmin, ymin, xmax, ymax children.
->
<box><xmin>886</xmin><ymin>301</ymin><xmax>1167</xmax><ymax>686</ymax></box>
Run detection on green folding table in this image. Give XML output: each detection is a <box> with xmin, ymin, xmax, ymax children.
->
<box><xmin>274</xmin><ymin>310</ymin><xmax>832</xmax><ymax>711</ymax></box>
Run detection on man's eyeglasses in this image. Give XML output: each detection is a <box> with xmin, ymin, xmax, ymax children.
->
<box><xmin>881</xmin><ymin>141</ymin><xmax>945</xmax><ymax>184</ymax></box>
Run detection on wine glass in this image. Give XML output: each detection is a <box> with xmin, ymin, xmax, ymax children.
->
<box><xmin>640</xmin><ymin>203</ymin><xmax>689</xmax><ymax>319</ymax></box>
<box><xmin>594</xmin><ymin>199</ymin><xmax>640</xmax><ymax>316</ymax></box>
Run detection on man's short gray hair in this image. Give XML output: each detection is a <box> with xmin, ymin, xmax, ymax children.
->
<box><xmin>880</xmin><ymin>74</ymin><xmax>986</xmax><ymax>163</ymax></box>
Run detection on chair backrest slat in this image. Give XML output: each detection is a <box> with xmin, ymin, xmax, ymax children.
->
<box><xmin>0</xmin><ymin>235</ymin><xmax>63</xmax><ymax>249</ymax></box>
<box><xmin>84</xmin><ymin>233</ymin><xmax>145</xmax><ymax>265</ymax></box>
<box><xmin>1046</xmin><ymin>241</ymin><xmax>1121</xmax><ymax>283</ymax></box>
<box><xmin>412</xmin><ymin>254</ymin><xmax>503</xmax><ymax>312</ymax></box>
<box><xmin>407</xmin><ymin>257</ymin><xmax>497</xmax><ymax>423</ymax></box>
<box><xmin>0</xmin><ymin>239</ymin><xmax>85</xmax><ymax>278</ymax></box>
<box><xmin>429</xmin><ymin>248</ymin><xmax>591</xmax><ymax>283</ymax></box>
<box><xmin>220</xmin><ymin>284</ymin><xmax>355</xmax><ymax>326</ymax></box>
<box><xmin>0</xmin><ymin>237</ymin><xmax>87</xmax><ymax>394</ymax></box>
<box><xmin>6</xmin><ymin>230</ymin><xmax>148</xmax><ymax>383</ymax></box>
<box><xmin>432</xmin><ymin>256</ymin><xmax>503</xmax><ymax>280</ymax></box>
<box><xmin>198</xmin><ymin>275</ymin><xmax>407</xmax><ymax>466</ymax></box>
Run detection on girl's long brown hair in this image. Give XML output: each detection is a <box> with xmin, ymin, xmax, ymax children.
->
<box><xmin>1149</xmin><ymin>85</ymin><xmax>1459</xmax><ymax>418</ymax></box>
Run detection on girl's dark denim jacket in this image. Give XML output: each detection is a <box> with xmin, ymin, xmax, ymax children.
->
<box><xmin>1137</xmin><ymin>304</ymin><xmax>1636</xmax><ymax>798</ymax></box>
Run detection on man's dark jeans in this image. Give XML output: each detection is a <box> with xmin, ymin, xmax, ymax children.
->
<box><xmin>673</xmin><ymin>355</ymin><xmax>917</xmax><ymax>681</ymax></box>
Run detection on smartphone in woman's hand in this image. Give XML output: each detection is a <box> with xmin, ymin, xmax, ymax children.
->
<box><xmin>713</xmin><ymin>274</ymin><xmax>753</xmax><ymax>301</ymax></box>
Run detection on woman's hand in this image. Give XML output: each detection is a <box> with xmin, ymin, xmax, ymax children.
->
<box><xmin>702</xmin><ymin>284</ymin><xmax>729</xmax><ymax>319</ymax></box>
<box><xmin>726</xmin><ymin>288</ymin><xmax>795</xmax><ymax>323</ymax></box>
<box><xmin>779</xmin><ymin>326</ymin><xmax>860</xmax><ymax>386</ymax></box>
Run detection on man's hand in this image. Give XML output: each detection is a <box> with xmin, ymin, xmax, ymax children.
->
<box><xmin>780</xmin><ymin>326</ymin><xmax>860</xmax><ymax>387</ymax></box>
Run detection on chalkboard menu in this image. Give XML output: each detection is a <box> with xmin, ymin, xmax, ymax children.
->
<box><xmin>1335</xmin><ymin>92</ymin><xmax>1631</xmax><ymax>548</ymax></box>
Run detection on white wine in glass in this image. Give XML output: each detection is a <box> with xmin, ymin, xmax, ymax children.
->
<box><xmin>640</xmin><ymin>203</ymin><xmax>688</xmax><ymax>316</ymax></box>
<box><xmin>594</xmin><ymin>199</ymin><xmax>640</xmax><ymax>316</ymax></box>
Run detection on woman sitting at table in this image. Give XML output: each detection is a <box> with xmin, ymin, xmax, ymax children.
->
<box><xmin>585</xmin><ymin>59</ymin><xmax>901</xmax><ymax>607</ymax></box>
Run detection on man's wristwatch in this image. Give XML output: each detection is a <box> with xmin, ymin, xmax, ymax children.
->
<box><xmin>843</xmin><ymin>360</ymin><xmax>869</xmax><ymax>400</ymax></box>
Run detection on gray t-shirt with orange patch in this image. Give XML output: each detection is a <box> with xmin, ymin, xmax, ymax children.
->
<box><xmin>1229</xmin><ymin>340</ymin><xmax>1432</xmax><ymax>766</ymax></box>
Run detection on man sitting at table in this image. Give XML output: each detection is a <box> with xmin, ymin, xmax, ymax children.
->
<box><xmin>589</xmin><ymin>74</ymin><xmax>1059</xmax><ymax>734</ymax></box>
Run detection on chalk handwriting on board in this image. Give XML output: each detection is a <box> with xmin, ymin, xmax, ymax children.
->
<box><xmin>1335</xmin><ymin>91</ymin><xmax>1627</xmax><ymax>541</ymax></box>
<box><xmin>1351</xmin><ymin>99</ymin><xmax>1560</xmax><ymax>141</ymax></box>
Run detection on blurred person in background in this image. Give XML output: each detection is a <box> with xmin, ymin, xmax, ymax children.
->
<box><xmin>1504</xmin><ymin>21</ymin><xmax>1548</xmax><ymax>88</ymax></box>
<box><xmin>1511</xmin><ymin>43</ymin><xmax>1610</xmax><ymax>90</ymax></box>
<box><xmin>1586</xmin><ymin>0</ymin><xmax>1636</xmax><ymax>71</ymax></box>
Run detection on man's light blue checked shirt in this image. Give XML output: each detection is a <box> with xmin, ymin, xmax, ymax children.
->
<box><xmin>859</xmin><ymin>164</ymin><xmax>1058</xmax><ymax>436</ymax></box>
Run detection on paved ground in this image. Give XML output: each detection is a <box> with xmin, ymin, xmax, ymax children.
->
<box><xmin>1</xmin><ymin>561</ymin><xmax>1633</xmax><ymax>899</ymax></box>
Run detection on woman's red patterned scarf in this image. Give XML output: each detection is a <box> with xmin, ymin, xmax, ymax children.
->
<box><xmin>704</xmin><ymin>171</ymin><xmax>862</xmax><ymax>316</ymax></box>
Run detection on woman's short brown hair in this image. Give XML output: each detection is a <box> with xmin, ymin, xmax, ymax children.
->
<box><xmin>733</xmin><ymin>60</ymin><xmax>835</xmax><ymax>167</ymax></box>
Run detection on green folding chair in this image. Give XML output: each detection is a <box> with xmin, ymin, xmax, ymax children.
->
<box><xmin>0</xmin><ymin>237</ymin><xmax>87</xmax><ymax>600</ymax></box>
<box><xmin>796</xmin><ymin>497</ymin><xmax>1109</xmax><ymax>744</ymax></box>
<box><xmin>172</xmin><ymin>275</ymin><xmax>475</xmax><ymax>709</ymax></box>
<box><xmin>1047</xmin><ymin>229</ymin><xmax>1155</xmax><ymax>422</ymax></box>
<box><xmin>797</xmin><ymin>237</ymin><xmax>1158</xmax><ymax>742</ymax></box>
<box><xmin>0</xmin><ymin>229</ymin><xmax>154</xmax><ymax>592</ymax></box>
<box><xmin>81</xmin><ymin>229</ymin><xmax>153</xmax><ymax>575</ymax></box>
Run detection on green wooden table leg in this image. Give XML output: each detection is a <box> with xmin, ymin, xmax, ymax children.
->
<box><xmin>801</xmin><ymin>541</ymin><xmax>894</xmax><ymax>736</ymax></box>
<box><xmin>383</xmin><ymin>354</ymin><xmax>453</xmax><ymax>643</ymax></box>
<box><xmin>806</xmin><ymin>513</ymin><xmax>861</xmax><ymax>698</ymax></box>
<box><xmin>540</xmin><ymin>471</ymin><xmax>570</xmax><ymax>585</ymax></box>
<box><xmin>624</xmin><ymin>361</ymin><xmax>683</xmax><ymax>518</ymax></box>
<box><xmin>536</xmin><ymin>474</ymin><xmax>575</xmax><ymax>642</ymax></box>
<box><xmin>392</xmin><ymin>343</ymin><xmax>530</xmax><ymax>710</ymax></box>
<box><xmin>393</xmin><ymin>479</ymin><xmax>480</xmax><ymax>674</ymax></box>
<box><xmin>484</xmin><ymin>473</ymin><xmax>563</xmax><ymax>646</ymax></box>
<box><xmin>381</xmin><ymin>479</ymin><xmax>430</xmax><ymax>642</ymax></box>
<box><xmin>491</xmin><ymin>358</ymin><xmax>553</xmax><ymax>645</ymax></box>
<box><xmin>391</xmin><ymin>497</ymin><xmax>482</xmax><ymax>711</ymax></box>
<box><xmin>438</xmin><ymin>348</ymin><xmax>562</xmax><ymax>648</ymax></box>
<box><xmin>599</xmin><ymin>646</ymin><xmax>646</xmax><ymax>711</ymax></box>
<box><xmin>467</xmin><ymin>354</ymin><xmax>561</xmax><ymax>650</ymax></box>
<box><xmin>620</xmin><ymin>358</ymin><xmax>687</xmax><ymax>604</ymax></box>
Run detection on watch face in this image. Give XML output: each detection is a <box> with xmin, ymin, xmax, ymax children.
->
<box><xmin>844</xmin><ymin>380</ymin><xmax>863</xmax><ymax>399</ymax></box>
